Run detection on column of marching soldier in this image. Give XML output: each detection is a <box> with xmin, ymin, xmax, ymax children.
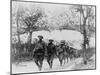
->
<box><xmin>15</xmin><ymin>35</ymin><xmax>80</xmax><ymax>71</ymax></box>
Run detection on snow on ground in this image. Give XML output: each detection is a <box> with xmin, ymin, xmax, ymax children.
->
<box><xmin>12</xmin><ymin>49</ymin><xmax>95</xmax><ymax>74</ymax></box>
<box><xmin>12</xmin><ymin>58</ymin><xmax>83</xmax><ymax>74</ymax></box>
<box><xmin>12</xmin><ymin>51</ymin><xmax>95</xmax><ymax>74</ymax></box>
<box><xmin>72</xmin><ymin>54</ymin><xmax>95</xmax><ymax>70</ymax></box>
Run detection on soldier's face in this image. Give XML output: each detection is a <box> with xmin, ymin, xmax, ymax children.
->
<box><xmin>61</xmin><ymin>44</ymin><xmax>64</xmax><ymax>45</ymax></box>
<box><xmin>49</xmin><ymin>41</ymin><xmax>52</xmax><ymax>43</ymax></box>
<box><xmin>39</xmin><ymin>38</ymin><xmax>42</xmax><ymax>40</ymax></box>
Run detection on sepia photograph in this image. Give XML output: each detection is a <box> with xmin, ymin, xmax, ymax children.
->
<box><xmin>11</xmin><ymin>0</ymin><xmax>96</xmax><ymax>74</ymax></box>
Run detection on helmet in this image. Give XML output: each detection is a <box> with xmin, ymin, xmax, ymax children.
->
<box><xmin>38</xmin><ymin>35</ymin><xmax>43</xmax><ymax>39</ymax></box>
<box><xmin>60</xmin><ymin>40</ymin><xmax>65</xmax><ymax>44</ymax></box>
<box><xmin>49</xmin><ymin>39</ymin><xmax>54</xmax><ymax>42</ymax></box>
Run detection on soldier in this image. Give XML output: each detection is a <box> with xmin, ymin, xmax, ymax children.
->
<box><xmin>47</xmin><ymin>39</ymin><xmax>56</xmax><ymax>69</ymax></box>
<box><xmin>33</xmin><ymin>35</ymin><xmax>47</xmax><ymax>71</ymax></box>
<box><xmin>56</xmin><ymin>40</ymin><xmax>67</xmax><ymax>66</ymax></box>
<box><xmin>64</xmin><ymin>42</ymin><xmax>70</xmax><ymax>63</ymax></box>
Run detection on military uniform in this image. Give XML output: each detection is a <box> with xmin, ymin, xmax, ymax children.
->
<box><xmin>56</xmin><ymin>40</ymin><xmax>69</xmax><ymax>65</ymax></box>
<box><xmin>33</xmin><ymin>35</ymin><xmax>47</xmax><ymax>71</ymax></box>
<box><xmin>34</xmin><ymin>41</ymin><xmax>46</xmax><ymax>55</ymax></box>
<box><xmin>47</xmin><ymin>43</ymin><xmax>56</xmax><ymax>56</ymax></box>
<box><xmin>57</xmin><ymin>40</ymin><xmax>67</xmax><ymax>55</ymax></box>
<box><xmin>46</xmin><ymin>39</ymin><xmax>56</xmax><ymax>68</ymax></box>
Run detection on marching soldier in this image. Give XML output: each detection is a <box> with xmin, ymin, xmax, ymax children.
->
<box><xmin>47</xmin><ymin>39</ymin><xmax>56</xmax><ymax>69</ymax></box>
<box><xmin>56</xmin><ymin>40</ymin><xmax>67</xmax><ymax>66</ymax></box>
<box><xmin>33</xmin><ymin>35</ymin><xmax>47</xmax><ymax>71</ymax></box>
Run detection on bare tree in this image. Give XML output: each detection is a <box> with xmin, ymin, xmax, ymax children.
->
<box><xmin>12</xmin><ymin>5</ymin><xmax>48</xmax><ymax>53</ymax></box>
<box><xmin>20</xmin><ymin>8</ymin><xmax>46</xmax><ymax>51</ymax></box>
<box><xmin>12</xmin><ymin>6</ymin><xmax>26</xmax><ymax>55</ymax></box>
<box><xmin>73</xmin><ymin>5</ymin><xmax>95</xmax><ymax>64</ymax></box>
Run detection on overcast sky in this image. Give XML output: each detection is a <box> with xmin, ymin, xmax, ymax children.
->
<box><xmin>12</xmin><ymin>1</ymin><xmax>72</xmax><ymax>18</ymax></box>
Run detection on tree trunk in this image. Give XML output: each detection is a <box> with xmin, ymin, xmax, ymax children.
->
<box><xmin>83</xmin><ymin>18</ymin><xmax>88</xmax><ymax>65</ymax></box>
<box><xmin>17</xmin><ymin>33</ymin><xmax>21</xmax><ymax>45</ymax></box>
<box><xmin>80</xmin><ymin>12</ymin><xmax>81</xmax><ymax>31</ymax></box>
<box><xmin>16</xmin><ymin>16</ymin><xmax>21</xmax><ymax>54</ymax></box>
<box><xmin>28</xmin><ymin>31</ymin><xmax>32</xmax><ymax>52</ymax></box>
